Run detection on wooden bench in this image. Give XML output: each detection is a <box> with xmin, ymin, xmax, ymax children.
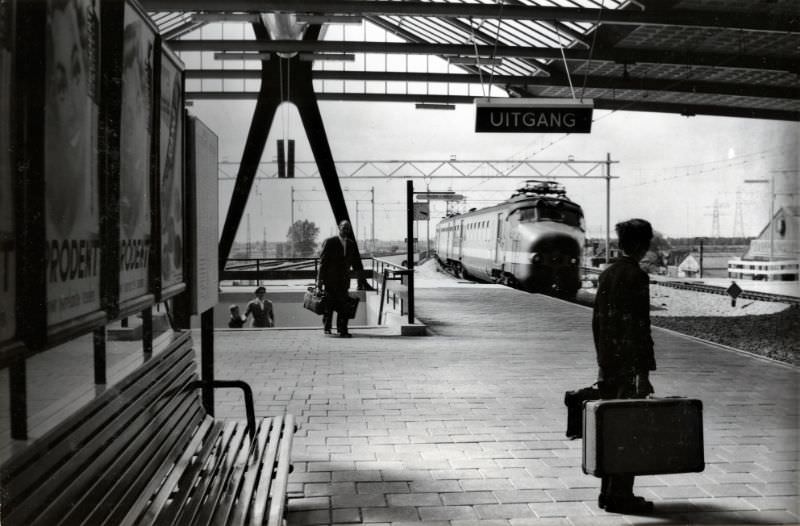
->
<box><xmin>0</xmin><ymin>331</ymin><xmax>295</xmax><ymax>526</ymax></box>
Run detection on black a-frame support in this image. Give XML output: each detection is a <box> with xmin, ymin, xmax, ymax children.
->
<box><xmin>218</xmin><ymin>23</ymin><xmax>355</xmax><ymax>269</ymax></box>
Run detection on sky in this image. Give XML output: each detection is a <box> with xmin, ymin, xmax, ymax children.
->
<box><xmin>189</xmin><ymin>98</ymin><xmax>799</xmax><ymax>245</ymax></box>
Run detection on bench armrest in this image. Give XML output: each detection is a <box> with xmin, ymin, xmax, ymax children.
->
<box><xmin>187</xmin><ymin>380</ymin><xmax>256</xmax><ymax>438</ymax></box>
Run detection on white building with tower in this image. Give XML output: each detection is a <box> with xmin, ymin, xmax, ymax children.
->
<box><xmin>728</xmin><ymin>206</ymin><xmax>799</xmax><ymax>281</ymax></box>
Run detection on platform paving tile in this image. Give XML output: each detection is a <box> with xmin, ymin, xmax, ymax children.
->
<box><xmin>286</xmin><ymin>508</ymin><xmax>332</xmax><ymax>526</ymax></box>
<box><xmin>528</xmin><ymin>501</ymin><xmax>594</xmax><ymax>517</ymax></box>
<box><xmin>696</xmin><ymin>482</ymin><xmax>761</xmax><ymax>497</ymax></box>
<box><xmin>451</xmin><ymin>520</ymin><xmax>511</xmax><ymax>526</ymax></box>
<box><xmin>387</xmin><ymin>493</ymin><xmax>444</xmax><ymax>507</ymax></box>
<box><xmin>439</xmin><ymin>491</ymin><xmax>498</xmax><ymax>506</ymax></box>
<box><xmin>332</xmin><ymin>493</ymin><xmax>388</xmax><ymax>509</ymax></box>
<box><xmin>747</xmin><ymin>482</ymin><xmax>799</xmax><ymax>496</ymax></box>
<box><xmin>204</xmin><ymin>285</ymin><xmax>798</xmax><ymax>525</ymax></box>
<box><xmin>475</xmin><ymin>503</ymin><xmax>537</xmax><ymax>519</ymax></box>
<box><xmin>508</xmin><ymin>519</ymin><xmax>571</xmax><ymax>526</ymax></box>
<box><xmin>745</xmin><ymin>496</ymin><xmax>800</xmax><ymax>512</ymax></box>
<box><xmin>332</xmin><ymin>508</ymin><xmax>362</xmax><ymax>524</ymax></box>
<box><xmin>362</xmin><ymin>506</ymin><xmax>420</xmax><ymax>523</ymax></box>
<box><xmin>418</xmin><ymin>505</ymin><xmax>479</xmax><ymax>521</ymax></box>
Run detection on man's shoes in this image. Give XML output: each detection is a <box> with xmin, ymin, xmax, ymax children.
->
<box><xmin>324</xmin><ymin>328</ymin><xmax>332</xmax><ymax>334</ymax></box>
<box><xmin>338</xmin><ymin>332</ymin><xmax>352</xmax><ymax>338</ymax></box>
<box><xmin>600</xmin><ymin>495</ymin><xmax>653</xmax><ymax>514</ymax></box>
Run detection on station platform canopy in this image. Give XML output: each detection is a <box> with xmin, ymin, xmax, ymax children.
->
<box><xmin>143</xmin><ymin>0</ymin><xmax>799</xmax><ymax>121</ymax></box>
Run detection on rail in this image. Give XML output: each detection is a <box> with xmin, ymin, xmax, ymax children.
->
<box><xmin>222</xmin><ymin>257</ymin><xmax>375</xmax><ymax>284</ymax></box>
<box><xmin>652</xmin><ymin>280</ymin><xmax>800</xmax><ymax>306</ymax></box>
<box><xmin>372</xmin><ymin>257</ymin><xmax>415</xmax><ymax>324</ymax></box>
<box><xmin>581</xmin><ymin>266</ymin><xmax>798</xmax><ymax>306</ymax></box>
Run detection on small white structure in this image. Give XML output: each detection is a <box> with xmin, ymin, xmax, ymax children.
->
<box><xmin>677</xmin><ymin>254</ymin><xmax>700</xmax><ymax>278</ymax></box>
<box><xmin>728</xmin><ymin>206</ymin><xmax>799</xmax><ymax>281</ymax></box>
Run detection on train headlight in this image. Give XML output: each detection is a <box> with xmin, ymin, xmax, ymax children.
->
<box><xmin>530</xmin><ymin>253</ymin><xmax>541</xmax><ymax>263</ymax></box>
<box><xmin>570</xmin><ymin>257</ymin><xmax>578</xmax><ymax>265</ymax></box>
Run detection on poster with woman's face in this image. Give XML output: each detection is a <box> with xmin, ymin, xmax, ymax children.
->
<box><xmin>0</xmin><ymin>0</ymin><xmax>15</xmax><ymax>342</ymax></box>
<box><xmin>118</xmin><ymin>3</ymin><xmax>154</xmax><ymax>302</ymax></box>
<box><xmin>44</xmin><ymin>0</ymin><xmax>101</xmax><ymax>327</ymax></box>
<box><xmin>159</xmin><ymin>52</ymin><xmax>183</xmax><ymax>290</ymax></box>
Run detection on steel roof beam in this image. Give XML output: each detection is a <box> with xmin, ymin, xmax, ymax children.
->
<box><xmin>184</xmin><ymin>92</ymin><xmax>799</xmax><ymax>121</ymax></box>
<box><xmin>142</xmin><ymin>1</ymin><xmax>798</xmax><ymax>33</ymax></box>
<box><xmin>184</xmin><ymin>69</ymin><xmax>799</xmax><ymax>100</ymax></box>
<box><xmin>167</xmin><ymin>39</ymin><xmax>798</xmax><ymax>73</ymax></box>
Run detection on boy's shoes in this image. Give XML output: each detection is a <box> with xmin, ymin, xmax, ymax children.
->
<box><xmin>338</xmin><ymin>332</ymin><xmax>352</xmax><ymax>338</ymax></box>
<box><xmin>599</xmin><ymin>495</ymin><xmax>653</xmax><ymax>514</ymax></box>
<box><xmin>324</xmin><ymin>328</ymin><xmax>332</xmax><ymax>334</ymax></box>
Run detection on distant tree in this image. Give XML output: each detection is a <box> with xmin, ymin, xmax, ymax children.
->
<box><xmin>641</xmin><ymin>230</ymin><xmax>669</xmax><ymax>274</ymax></box>
<box><xmin>286</xmin><ymin>220</ymin><xmax>319</xmax><ymax>257</ymax></box>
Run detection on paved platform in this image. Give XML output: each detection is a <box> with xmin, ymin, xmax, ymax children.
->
<box><xmin>205</xmin><ymin>281</ymin><xmax>798</xmax><ymax>526</ymax></box>
<box><xmin>1</xmin><ymin>272</ymin><xmax>797</xmax><ymax>524</ymax></box>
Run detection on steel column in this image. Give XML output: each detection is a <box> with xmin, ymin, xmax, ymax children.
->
<box><xmin>218</xmin><ymin>21</ymin><xmax>283</xmax><ymax>268</ymax></box>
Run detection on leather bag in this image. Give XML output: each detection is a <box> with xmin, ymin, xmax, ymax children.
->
<box><xmin>564</xmin><ymin>384</ymin><xmax>600</xmax><ymax>439</ymax></box>
<box><xmin>303</xmin><ymin>286</ymin><xmax>327</xmax><ymax>315</ymax></box>
<box><xmin>346</xmin><ymin>294</ymin><xmax>360</xmax><ymax>319</ymax></box>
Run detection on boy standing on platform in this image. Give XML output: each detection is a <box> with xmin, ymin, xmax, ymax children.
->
<box><xmin>592</xmin><ymin>218</ymin><xmax>656</xmax><ymax>514</ymax></box>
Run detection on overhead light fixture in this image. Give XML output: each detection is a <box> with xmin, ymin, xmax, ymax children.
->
<box><xmin>191</xmin><ymin>13</ymin><xmax>260</xmax><ymax>23</ymax></box>
<box><xmin>415</xmin><ymin>103</ymin><xmax>456</xmax><ymax>110</ymax></box>
<box><xmin>298</xmin><ymin>53</ymin><xmax>356</xmax><ymax>62</ymax></box>
<box><xmin>295</xmin><ymin>14</ymin><xmax>363</xmax><ymax>24</ymax></box>
<box><xmin>448</xmin><ymin>56</ymin><xmax>504</xmax><ymax>67</ymax></box>
<box><xmin>213</xmin><ymin>52</ymin><xmax>271</xmax><ymax>61</ymax></box>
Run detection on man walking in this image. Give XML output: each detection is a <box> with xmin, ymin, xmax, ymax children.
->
<box><xmin>318</xmin><ymin>220</ymin><xmax>360</xmax><ymax>337</ymax></box>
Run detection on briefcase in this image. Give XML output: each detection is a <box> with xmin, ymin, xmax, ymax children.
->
<box><xmin>346</xmin><ymin>294</ymin><xmax>360</xmax><ymax>319</ymax></box>
<box><xmin>583</xmin><ymin>398</ymin><xmax>704</xmax><ymax>477</ymax></box>
<box><xmin>564</xmin><ymin>385</ymin><xmax>600</xmax><ymax>439</ymax></box>
<box><xmin>303</xmin><ymin>287</ymin><xmax>326</xmax><ymax>315</ymax></box>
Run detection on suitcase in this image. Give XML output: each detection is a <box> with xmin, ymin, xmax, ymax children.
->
<box><xmin>583</xmin><ymin>398</ymin><xmax>704</xmax><ymax>477</ymax></box>
<box><xmin>346</xmin><ymin>294</ymin><xmax>360</xmax><ymax>319</ymax></box>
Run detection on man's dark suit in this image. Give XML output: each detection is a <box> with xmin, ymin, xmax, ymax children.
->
<box><xmin>318</xmin><ymin>235</ymin><xmax>360</xmax><ymax>334</ymax></box>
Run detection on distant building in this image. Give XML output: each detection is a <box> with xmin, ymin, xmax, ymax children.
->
<box><xmin>728</xmin><ymin>206</ymin><xmax>799</xmax><ymax>281</ymax></box>
<box><xmin>675</xmin><ymin>252</ymin><xmax>740</xmax><ymax>278</ymax></box>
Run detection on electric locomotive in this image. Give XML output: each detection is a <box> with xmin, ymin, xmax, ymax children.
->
<box><xmin>434</xmin><ymin>180</ymin><xmax>585</xmax><ymax>297</ymax></box>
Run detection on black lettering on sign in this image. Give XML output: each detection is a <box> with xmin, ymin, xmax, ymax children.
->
<box><xmin>48</xmin><ymin>238</ymin><xmax>102</xmax><ymax>283</ymax></box>
<box><xmin>120</xmin><ymin>238</ymin><xmax>151</xmax><ymax>271</ymax></box>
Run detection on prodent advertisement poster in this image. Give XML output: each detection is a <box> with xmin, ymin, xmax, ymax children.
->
<box><xmin>0</xmin><ymin>0</ymin><xmax>14</xmax><ymax>342</ymax></box>
<box><xmin>159</xmin><ymin>50</ymin><xmax>183</xmax><ymax>291</ymax></box>
<box><xmin>44</xmin><ymin>0</ymin><xmax>102</xmax><ymax>327</ymax></box>
<box><xmin>118</xmin><ymin>2</ymin><xmax>154</xmax><ymax>303</ymax></box>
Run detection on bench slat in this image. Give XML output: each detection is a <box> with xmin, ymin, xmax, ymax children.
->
<box><xmin>82</xmin><ymin>400</ymin><xmax>206</xmax><ymax>526</ymax></box>
<box><xmin>0</xmin><ymin>334</ymin><xmax>193</xmax><ymax>505</ymax></box>
<box><xmin>1</xmin><ymin>330</ymin><xmax>296</xmax><ymax>526</ymax></box>
<box><xmin>118</xmin><ymin>417</ymin><xmax>215</xmax><ymax>526</ymax></box>
<box><xmin>141</xmin><ymin>419</ymin><xmax>228</xmax><ymax>526</ymax></box>
<box><xmin>223</xmin><ymin>418</ymin><xmax>273</xmax><ymax>526</ymax></box>
<box><xmin>6</xmin><ymin>352</ymin><xmax>197</xmax><ymax>526</ymax></box>
<box><xmin>267</xmin><ymin>414</ymin><xmax>295</xmax><ymax>526</ymax></box>
<box><xmin>173</xmin><ymin>422</ymin><xmax>240</xmax><ymax>526</ymax></box>
<box><xmin>248</xmin><ymin>415</ymin><xmax>285</xmax><ymax>526</ymax></box>
<box><xmin>194</xmin><ymin>421</ymin><xmax>251</xmax><ymax>525</ymax></box>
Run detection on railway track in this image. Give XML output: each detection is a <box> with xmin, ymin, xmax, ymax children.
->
<box><xmin>651</xmin><ymin>280</ymin><xmax>800</xmax><ymax>306</ymax></box>
<box><xmin>581</xmin><ymin>266</ymin><xmax>799</xmax><ymax>306</ymax></box>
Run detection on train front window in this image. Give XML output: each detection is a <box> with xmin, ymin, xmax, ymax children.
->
<box><xmin>514</xmin><ymin>205</ymin><xmax>583</xmax><ymax>228</ymax></box>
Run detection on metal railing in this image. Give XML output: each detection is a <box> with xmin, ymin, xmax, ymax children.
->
<box><xmin>221</xmin><ymin>256</ymin><xmax>417</xmax><ymax>325</ymax></box>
